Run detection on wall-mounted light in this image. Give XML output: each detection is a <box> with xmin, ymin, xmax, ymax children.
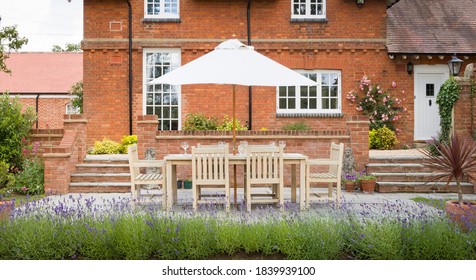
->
<box><xmin>356</xmin><ymin>0</ymin><xmax>365</xmax><ymax>8</ymax></box>
<box><xmin>407</xmin><ymin>61</ymin><xmax>413</xmax><ymax>75</ymax></box>
<box><xmin>448</xmin><ymin>55</ymin><xmax>463</xmax><ymax>76</ymax></box>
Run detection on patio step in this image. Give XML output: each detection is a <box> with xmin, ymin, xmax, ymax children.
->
<box><xmin>69</xmin><ymin>155</ymin><xmax>132</xmax><ymax>193</ymax></box>
<box><xmin>69</xmin><ymin>182</ymin><xmax>131</xmax><ymax>193</ymax></box>
<box><xmin>367</xmin><ymin>153</ymin><xmax>475</xmax><ymax>194</ymax></box>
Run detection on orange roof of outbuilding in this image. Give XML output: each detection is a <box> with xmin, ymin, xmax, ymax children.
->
<box><xmin>0</xmin><ymin>52</ymin><xmax>82</xmax><ymax>93</ymax></box>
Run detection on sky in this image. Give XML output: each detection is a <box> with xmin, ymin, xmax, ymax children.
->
<box><xmin>0</xmin><ymin>0</ymin><xmax>83</xmax><ymax>52</ymax></box>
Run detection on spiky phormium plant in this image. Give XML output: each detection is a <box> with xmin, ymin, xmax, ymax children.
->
<box><xmin>421</xmin><ymin>135</ymin><xmax>476</xmax><ymax>204</ymax></box>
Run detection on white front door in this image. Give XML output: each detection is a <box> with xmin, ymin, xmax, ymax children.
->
<box><xmin>414</xmin><ymin>65</ymin><xmax>449</xmax><ymax>141</ymax></box>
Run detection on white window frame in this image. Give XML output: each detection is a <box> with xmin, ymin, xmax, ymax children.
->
<box><xmin>144</xmin><ymin>0</ymin><xmax>180</xmax><ymax>19</ymax></box>
<box><xmin>143</xmin><ymin>48</ymin><xmax>182</xmax><ymax>130</ymax></box>
<box><xmin>276</xmin><ymin>70</ymin><xmax>341</xmax><ymax>114</ymax></box>
<box><xmin>291</xmin><ymin>0</ymin><xmax>326</xmax><ymax>19</ymax></box>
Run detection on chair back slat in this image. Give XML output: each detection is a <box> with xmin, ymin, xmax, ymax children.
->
<box><xmin>246</xmin><ymin>145</ymin><xmax>283</xmax><ymax>182</ymax></box>
<box><xmin>192</xmin><ymin>145</ymin><xmax>229</xmax><ymax>184</ymax></box>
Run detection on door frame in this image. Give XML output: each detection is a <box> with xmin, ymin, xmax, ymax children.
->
<box><xmin>413</xmin><ymin>64</ymin><xmax>449</xmax><ymax>141</ymax></box>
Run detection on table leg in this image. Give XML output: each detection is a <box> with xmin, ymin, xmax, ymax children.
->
<box><xmin>166</xmin><ymin>161</ymin><xmax>175</xmax><ymax>211</ymax></box>
<box><xmin>299</xmin><ymin>160</ymin><xmax>306</xmax><ymax>210</ymax></box>
<box><xmin>291</xmin><ymin>165</ymin><xmax>297</xmax><ymax>203</ymax></box>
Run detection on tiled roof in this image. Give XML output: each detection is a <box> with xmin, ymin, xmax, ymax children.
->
<box><xmin>387</xmin><ymin>0</ymin><xmax>476</xmax><ymax>54</ymax></box>
<box><xmin>0</xmin><ymin>52</ymin><xmax>82</xmax><ymax>94</ymax></box>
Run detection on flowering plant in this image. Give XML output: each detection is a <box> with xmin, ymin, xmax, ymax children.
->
<box><xmin>342</xmin><ymin>172</ymin><xmax>359</xmax><ymax>183</ymax></box>
<box><xmin>358</xmin><ymin>171</ymin><xmax>377</xmax><ymax>181</ymax></box>
<box><xmin>347</xmin><ymin>76</ymin><xmax>406</xmax><ymax>131</ymax></box>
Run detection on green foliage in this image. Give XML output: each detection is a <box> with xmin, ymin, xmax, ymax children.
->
<box><xmin>183</xmin><ymin>113</ymin><xmax>248</xmax><ymax>131</ymax></box>
<box><xmin>12</xmin><ymin>158</ymin><xmax>44</xmax><ymax>195</ymax></box>
<box><xmin>369</xmin><ymin>126</ymin><xmax>398</xmax><ymax>150</ymax></box>
<box><xmin>119</xmin><ymin>135</ymin><xmax>138</xmax><ymax>153</ymax></box>
<box><xmin>347</xmin><ymin>76</ymin><xmax>406</xmax><ymax>131</ymax></box>
<box><xmin>52</xmin><ymin>43</ymin><xmax>81</xmax><ymax>52</ymax></box>
<box><xmin>183</xmin><ymin>113</ymin><xmax>218</xmax><ymax>130</ymax></box>
<box><xmin>0</xmin><ymin>160</ymin><xmax>14</xmax><ymax>189</ymax></box>
<box><xmin>69</xmin><ymin>81</ymin><xmax>83</xmax><ymax>114</ymax></box>
<box><xmin>88</xmin><ymin>138</ymin><xmax>123</xmax><ymax>155</ymax></box>
<box><xmin>1</xmin><ymin>204</ymin><xmax>476</xmax><ymax>260</ymax></box>
<box><xmin>216</xmin><ymin>115</ymin><xmax>248</xmax><ymax>131</ymax></box>
<box><xmin>282</xmin><ymin>121</ymin><xmax>311</xmax><ymax>131</ymax></box>
<box><xmin>436</xmin><ymin>77</ymin><xmax>461</xmax><ymax>144</ymax></box>
<box><xmin>421</xmin><ymin>135</ymin><xmax>476</xmax><ymax>203</ymax></box>
<box><xmin>0</xmin><ymin>93</ymin><xmax>37</xmax><ymax>167</ymax></box>
<box><xmin>0</xmin><ymin>25</ymin><xmax>28</xmax><ymax>74</ymax></box>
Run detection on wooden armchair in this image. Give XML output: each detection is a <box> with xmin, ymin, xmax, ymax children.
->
<box><xmin>305</xmin><ymin>142</ymin><xmax>344</xmax><ymax>208</ymax></box>
<box><xmin>191</xmin><ymin>144</ymin><xmax>230</xmax><ymax>211</ymax></box>
<box><xmin>128</xmin><ymin>144</ymin><xmax>166</xmax><ymax>209</ymax></box>
<box><xmin>245</xmin><ymin>145</ymin><xmax>284</xmax><ymax>212</ymax></box>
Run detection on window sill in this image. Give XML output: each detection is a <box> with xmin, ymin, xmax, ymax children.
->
<box><xmin>276</xmin><ymin>112</ymin><xmax>342</xmax><ymax>118</ymax></box>
<box><xmin>290</xmin><ymin>18</ymin><xmax>328</xmax><ymax>23</ymax></box>
<box><xmin>142</xmin><ymin>18</ymin><xmax>181</xmax><ymax>23</ymax></box>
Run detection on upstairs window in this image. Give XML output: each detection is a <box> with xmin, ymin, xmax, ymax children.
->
<box><xmin>144</xmin><ymin>0</ymin><xmax>180</xmax><ymax>19</ymax></box>
<box><xmin>291</xmin><ymin>0</ymin><xmax>326</xmax><ymax>19</ymax></box>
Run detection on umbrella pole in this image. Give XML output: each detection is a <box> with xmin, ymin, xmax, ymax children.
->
<box><xmin>233</xmin><ymin>85</ymin><xmax>237</xmax><ymax>208</ymax></box>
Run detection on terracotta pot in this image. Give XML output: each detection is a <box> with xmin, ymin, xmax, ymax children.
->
<box><xmin>345</xmin><ymin>182</ymin><xmax>356</xmax><ymax>192</ymax></box>
<box><xmin>0</xmin><ymin>200</ymin><xmax>14</xmax><ymax>221</ymax></box>
<box><xmin>445</xmin><ymin>200</ymin><xmax>476</xmax><ymax>231</ymax></box>
<box><xmin>360</xmin><ymin>180</ymin><xmax>376</xmax><ymax>193</ymax></box>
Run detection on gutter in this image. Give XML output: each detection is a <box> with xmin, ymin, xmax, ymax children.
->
<box><xmin>247</xmin><ymin>0</ymin><xmax>252</xmax><ymax>130</ymax></box>
<box><xmin>126</xmin><ymin>0</ymin><xmax>133</xmax><ymax>135</ymax></box>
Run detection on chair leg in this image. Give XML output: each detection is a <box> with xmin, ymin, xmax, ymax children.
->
<box><xmin>336</xmin><ymin>181</ymin><xmax>341</xmax><ymax>207</ymax></box>
<box><xmin>246</xmin><ymin>183</ymin><xmax>252</xmax><ymax>212</ymax></box>
<box><xmin>328</xmin><ymin>183</ymin><xmax>333</xmax><ymax>198</ymax></box>
<box><xmin>305</xmin><ymin>181</ymin><xmax>310</xmax><ymax>209</ymax></box>
<box><xmin>161</xmin><ymin>185</ymin><xmax>167</xmax><ymax>211</ymax></box>
<box><xmin>192</xmin><ymin>182</ymin><xmax>198</xmax><ymax>211</ymax></box>
<box><xmin>278</xmin><ymin>183</ymin><xmax>284</xmax><ymax>211</ymax></box>
<box><xmin>225</xmin><ymin>184</ymin><xmax>230</xmax><ymax>212</ymax></box>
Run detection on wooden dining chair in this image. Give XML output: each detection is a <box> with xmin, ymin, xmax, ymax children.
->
<box><xmin>305</xmin><ymin>142</ymin><xmax>344</xmax><ymax>208</ymax></box>
<box><xmin>191</xmin><ymin>144</ymin><xmax>230</xmax><ymax>211</ymax></box>
<box><xmin>245</xmin><ymin>145</ymin><xmax>284</xmax><ymax>212</ymax></box>
<box><xmin>128</xmin><ymin>144</ymin><xmax>166</xmax><ymax>209</ymax></box>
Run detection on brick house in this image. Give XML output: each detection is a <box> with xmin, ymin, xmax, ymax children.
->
<box><xmin>0</xmin><ymin>52</ymin><xmax>83</xmax><ymax>129</ymax></box>
<box><xmin>82</xmin><ymin>0</ymin><xmax>476</xmax><ymax>146</ymax></box>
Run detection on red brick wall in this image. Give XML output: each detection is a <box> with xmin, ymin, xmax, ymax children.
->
<box><xmin>16</xmin><ymin>97</ymin><xmax>71</xmax><ymax>129</ymax></box>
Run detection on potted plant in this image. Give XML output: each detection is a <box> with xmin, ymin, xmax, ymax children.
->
<box><xmin>183</xmin><ymin>179</ymin><xmax>193</xmax><ymax>189</ymax></box>
<box><xmin>342</xmin><ymin>173</ymin><xmax>358</xmax><ymax>192</ymax></box>
<box><xmin>358</xmin><ymin>172</ymin><xmax>377</xmax><ymax>193</ymax></box>
<box><xmin>421</xmin><ymin>135</ymin><xmax>476</xmax><ymax>231</ymax></box>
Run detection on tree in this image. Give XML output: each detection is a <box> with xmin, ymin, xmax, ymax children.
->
<box><xmin>0</xmin><ymin>25</ymin><xmax>28</xmax><ymax>74</ymax></box>
<box><xmin>52</xmin><ymin>43</ymin><xmax>81</xmax><ymax>52</ymax></box>
<box><xmin>69</xmin><ymin>81</ymin><xmax>83</xmax><ymax>113</ymax></box>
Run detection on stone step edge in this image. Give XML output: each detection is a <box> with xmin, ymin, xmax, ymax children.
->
<box><xmin>373</xmin><ymin>172</ymin><xmax>447</xmax><ymax>176</ymax></box>
<box><xmin>369</xmin><ymin>155</ymin><xmax>425</xmax><ymax>160</ymax></box>
<box><xmin>367</xmin><ymin>163</ymin><xmax>424</xmax><ymax>167</ymax></box>
<box><xmin>377</xmin><ymin>181</ymin><xmax>473</xmax><ymax>186</ymax></box>
<box><xmin>76</xmin><ymin>163</ymin><xmax>130</xmax><ymax>168</ymax></box>
<box><xmin>71</xmin><ymin>173</ymin><xmax>130</xmax><ymax>177</ymax></box>
<box><xmin>70</xmin><ymin>182</ymin><xmax>131</xmax><ymax>187</ymax></box>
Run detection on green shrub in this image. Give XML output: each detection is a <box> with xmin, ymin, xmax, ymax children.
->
<box><xmin>88</xmin><ymin>138</ymin><xmax>122</xmax><ymax>154</ymax></box>
<box><xmin>216</xmin><ymin>115</ymin><xmax>248</xmax><ymax>131</ymax></box>
<box><xmin>0</xmin><ymin>160</ymin><xmax>14</xmax><ymax>189</ymax></box>
<box><xmin>0</xmin><ymin>93</ymin><xmax>37</xmax><ymax>168</ymax></box>
<box><xmin>12</xmin><ymin>158</ymin><xmax>44</xmax><ymax>195</ymax></box>
<box><xmin>119</xmin><ymin>135</ymin><xmax>138</xmax><ymax>154</ymax></box>
<box><xmin>282</xmin><ymin>121</ymin><xmax>311</xmax><ymax>131</ymax></box>
<box><xmin>183</xmin><ymin>113</ymin><xmax>218</xmax><ymax>130</ymax></box>
<box><xmin>369</xmin><ymin>126</ymin><xmax>398</xmax><ymax>150</ymax></box>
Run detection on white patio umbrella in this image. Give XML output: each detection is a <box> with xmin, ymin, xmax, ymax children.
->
<box><xmin>149</xmin><ymin>39</ymin><xmax>317</xmax><ymax>206</ymax></box>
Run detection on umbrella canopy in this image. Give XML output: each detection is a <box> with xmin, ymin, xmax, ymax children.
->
<box><xmin>149</xmin><ymin>39</ymin><xmax>317</xmax><ymax>86</ymax></box>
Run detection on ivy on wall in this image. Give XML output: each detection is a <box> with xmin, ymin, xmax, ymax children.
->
<box><xmin>436</xmin><ymin>77</ymin><xmax>461</xmax><ymax>143</ymax></box>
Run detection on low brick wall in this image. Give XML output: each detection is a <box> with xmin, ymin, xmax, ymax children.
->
<box><xmin>42</xmin><ymin>115</ymin><xmax>87</xmax><ymax>194</ymax></box>
<box><xmin>136</xmin><ymin>115</ymin><xmax>370</xmax><ymax>187</ymax></box>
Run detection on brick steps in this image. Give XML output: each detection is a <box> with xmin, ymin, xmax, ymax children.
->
<box><xmin>367</xmin><ymin>154</ymin><xmax>475</xmax><ymax>194</ymax></box>
<box><xmin>69</xmin><ymin>155</ymin><xmax>132</xmax><ymax>193</ymax></box>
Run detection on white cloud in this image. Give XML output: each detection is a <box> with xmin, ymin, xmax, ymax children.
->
<box><xmin>1</xmin><ymin>0</ymin><xmax>83</xmax><ymax>51</ymax></box>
